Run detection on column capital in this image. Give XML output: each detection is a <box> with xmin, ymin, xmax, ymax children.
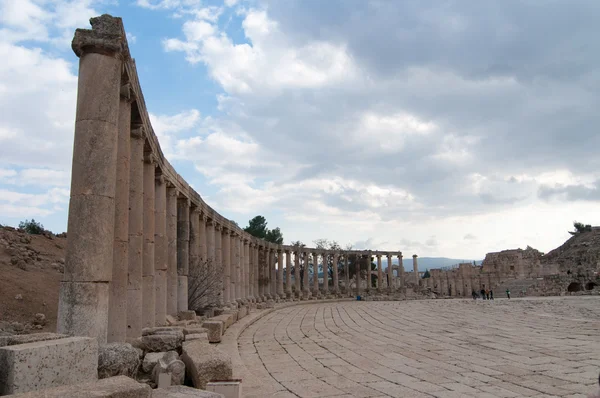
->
<box><xmin>155</xmin><ymin>173</ymin><xmax>165</xmax><ymax>185</ymax></box>
<box><xmin>144</xmin><ymin>152</ymin><xmax>156</xmax><ymax>165</ymax></box>
<box><xmin>72</xmin><ymin>14</ymin><xmax>129</xmax><ymax>58</ymax></box>
<box><xmin>177</xmin><ymin>195</ymin><xmax>190</xmax><ymax>207</ymax></box>
<box><xmin>120</xmin><ymin>82</ymin><xmax>132</xmax><ymax>101</ymax></box>
<box><xmin>130</xmin><ymin>125</ymin><xmax>145</xmax><ymax>139</ymax></box>
<box><xmin>214</xmin><ymin>223</ymin><xmax>222</xmax><ymax>232</ymax></box>
<box><xmin>413</xmin><ymin>254</ymin><xmax>418</xmax><ymax>258</ymax></box>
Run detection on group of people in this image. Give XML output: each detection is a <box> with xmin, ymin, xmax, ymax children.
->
<box><xmin>471</xmin><ymin>288</ymin><xmax>512</xmax><ymax>300</ymax></box>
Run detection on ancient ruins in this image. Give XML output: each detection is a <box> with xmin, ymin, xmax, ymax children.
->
<box><xmin>1</xmin><ymin>13</ymin><xmax>599</xmax><ymax>398</ymax></box>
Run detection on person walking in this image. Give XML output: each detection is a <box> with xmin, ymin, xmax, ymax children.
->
<box><xmin>472</xmin><ymin>290</ymin><xmax>477</xmax><ymax>300</ymax></box>
<box><xmin>489</xmin><ymin>289</ymin><xmax>494</xmax><ymax>300</ymax></box>
<box><xmin>506</xmin><ymin>288</ymin><xmax>511</xmax><ymax>299</ymax></box>
<box><xmin>485</xmin><ymin>289</ymin><xmax>490</xmax><ymax>300</ymax></box>
<box><xmin>480</xmin><ymin>288</ymin><xmax>486</xmax><ymax>300</ymax></box>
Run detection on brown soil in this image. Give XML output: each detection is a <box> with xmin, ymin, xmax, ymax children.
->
<box><xmin>0</xmin><ymin>226</ymin><xmax>65</xmax><ymax>333</ymax></box>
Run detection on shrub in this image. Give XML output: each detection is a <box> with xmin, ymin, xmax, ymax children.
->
<box><xmin>19</xmin><ymin>219</ymin><xmax>45</xmax><ymax>235</ymax></box>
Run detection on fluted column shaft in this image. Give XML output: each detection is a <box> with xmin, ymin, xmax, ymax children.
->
<box><xmin>154</xmin><ymin>176</ymin><xmax>167</xmax><ymax>325</ymax></box>
<box><xmin>166</xmin><ymin>186</ymin><xmax>178</xmax><ymax>316</ymax></box>
<box><xmin>176</xmin><ymin>198</ymin><xmax>190</xmax><ymax>311</ymax></box>
<box><xmin>107</xmin><ymin>85</ymin><xmax>131</xmax><ymax>343</ymax></box>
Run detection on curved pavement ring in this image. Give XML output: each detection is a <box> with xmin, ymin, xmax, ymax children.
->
<box><xmin>227</xmin><ymin>297</ymin><xmax>600</xmax><ymax>398</ymax></box>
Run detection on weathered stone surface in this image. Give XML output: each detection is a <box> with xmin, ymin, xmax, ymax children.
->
<box><xmin>211</xmin><ymin>314</ymin><xmax>233</xmax><ymax>329</ymax></box>
<box><xmin>57</xmin><ymin>281</ymin><xmax>109</xmax><ymax>344</ymax></box>
<box><xmin>142</xmin><ymin>352</ymin><xmax>165</xmax><ymax>373</ymax></box>
<box><xmin>165</xmin><ymin>315</ymin><xmax>177</xmax><ymax>326</ymax></box>
<box><xmin>0</xmin><ymin>337</ymin><xmax>98</xmax><ymax>395</ymax></box>
<box><xmin>0</xmin><ymin>332</ymin><xmax>67</xmax><ymax>347</ymax></box>
<box><xmin>184</xmin><ymin>333</ymin><xmax>207</xmax><ymax>342</ymax></box>
<box><xmin>142</xmin><ymin>327</ymin><xmax>184</xmax><ymax>336</ymax></box>
<box><xmin>182</xmin><ymin>326</ymin><xmax>207</xmax><ymax>336</ymax></box>
<box><xmin>12</xmin><ymin>375</ymin><xmax>151</xmax><ymax>398</ymax></box>
<box><xmin>151</xmin><ymin>353</ymin><xmax>185</xmax><ymax>386</ymax></box>
<box><xmin>178</xmin><ymin>310</ymin><xmax>196</xmax><ymax>321</ymax></box>
<box><xmin>98</xmin><ymin>343</ymin><xmax>140</xmax><ymax>379</ymax></box>
<box><xmin>141</xmin><ymin>331</ymin><xmax>183</xmax><ymax>352</ymax></box>
<box><xmin>201</xmin><ymin>321</ymin><xmax>223</xmax><ymax>343</ymax></box>
<box><xmin>152</xmin><ymin>385</ymin><xmax>223</xmax><ymax>398</ymax></box>
<box><xmin>180</xmin><ymin>341</ymin><xmax>232</xmax><ymax>390</ymax></box>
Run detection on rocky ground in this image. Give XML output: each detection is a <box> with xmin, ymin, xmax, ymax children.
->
<box><xmin>0</xmin><ymin>226</ymin><xmax>65</xmax><ymax>334</ymax></box>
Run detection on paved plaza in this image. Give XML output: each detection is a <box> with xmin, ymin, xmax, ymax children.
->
<box><xmin>235</xmin><ymin>297</ymin><xmax>600</xmax><ymax>397</ymax></box>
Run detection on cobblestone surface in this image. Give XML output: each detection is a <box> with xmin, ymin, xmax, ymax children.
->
<box><xmin>237</xmin><ymin>297</ymin><xmax>600</xmax><ymax>397</ymax></box>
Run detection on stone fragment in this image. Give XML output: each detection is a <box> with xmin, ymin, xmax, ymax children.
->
<box><xmin>177</xmin><ymin>310</ymin><xmax>196</xmax><ymax>321</ymax></box>
<box><xmin>152</xmin><ymin>354</ymin><xmax>185</xmax><ymax>386</ymax></box>
<box><xmin>98</xmin><ymin>342</ymin><xmax>140</xmax><ymax>379</ymax></box>
<box><xmin>142</xmin><ymin>352</ymin><xmax>165</xmax><ymax>373</ymax></box>
<box><xmin>142</xmin><ymin>327</ymin><xmax>184</xmax><ymax>336</ymax></box>
<box><xmin>182</xmin><ymin>326</ymin><xmax>207</xmax><ymax>336</ymax></box>
<box><xmin>165</xmin><ymin>315</ymin><xmax>177</xmax><ymax>325</ymax></box>
<box><xmin>181</xmin><ymin>340</ymin><xmax>232</xmax><ymax>390</ymax></box>
<box><xmin>11</xmin><ymin>375</ymin><xmax>151</xmax><ymax>397</ymax></box>
<box><xmin>185</xmin><ymin>333</ymin><xmax>207</xmax><ymax>342</ymax></box>
<box><xmin>0</xmin><ymin>337</ymin><xmax>97</xmax><ymax>395</ymax></box>
<box><xmin>141</xmin><ymin>331</ymin><xmax>183</xmax><ymax>352</ymax></box>
<box><xmin>201</xmin><ymin>321</ymin><xmax>223</xmax><ymax>343</ymax></box>
<box><xmin>152</xmin><ymin>385</ymin><xmax>224</xmax><ymax>398</ymax></box>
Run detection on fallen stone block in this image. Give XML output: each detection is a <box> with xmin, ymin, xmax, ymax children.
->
<box><xmin>210</xmin><ymin>314</ymin><xmax>233</xmax><ymax>329</ymax></box>
<box><xmin>141</xmin><ymin>331</ymin><xmax>183</xmax><ymax>352</ymax></box>
<box><xmin>0</xmin><ymin>333</ymin><xmax>68</xmax><ymax>347</ymax></box>
<box><xmin>182</xmin><ymin>326</ymin><xmax>207</xmax><ymax>336</ymax></box>
<box><xmin>98</xmin><ymin>342</ymin><xmax>140</xmax><ymax>379</ymax></box>
<box><xmin>201</xmin><ymin>321</ymin><xmax>224</xmax><ymax>343</ymax></box>
<box><xmin>142</xmin><ymin>352</ymin><xmax>165</xmax><ymax>373</ymax></box>
<box><xmin>152</xmin><ymin>385</ymin><xmax>223</xmax><ymax>397</ymax></box>
<box><xmin>206</xmin><ymin>381</ymin><xmax>242</xmax><ymax>398</ymax></box>
<box><xmin>223</xmin><ymin>310</ymin><xmax>238</xmax><ymax>323</ymax></box>
<box><xmin>185</xmin><ymin>333</ymin><xmax>208</xmax><ymax>342</ymax></box>
<box><xmin>142</xmin><ymin>327</ymin><xmax>184</xmax><ymax>336</ymax></box>
<box><xmin>165</xmin><ymin>315</ymin><xmax>177</xmax><ymax>325</ymax></box>
<box><xmin>177</xmin><ymin>311</ymin><xmax>196</xmax><ymax>321</ymax></box>
<box><xmin>152</xmin><ymin>351</ymin><xmax>185</xmax><ymax>386</ymax></box>
<box><xmin>0</xmin><ymin>336</ymin><xmax>98</xmax><ymax>395</ymax></box>
<box><xmin>181</xmin><ymin>340</ymin><xmax>232</xmax><ymax>390</ymax></box>
<box><xmin>12</xmin><ymin>375</ymin><xmax>151</xmax><ymax>397</ymax></box>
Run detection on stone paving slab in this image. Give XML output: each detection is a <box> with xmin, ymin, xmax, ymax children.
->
<box><xmin>230</xmin><ymin>297</ymin><xmax>600</xmax><ymax>397</ymax></box>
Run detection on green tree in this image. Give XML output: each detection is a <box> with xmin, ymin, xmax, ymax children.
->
<box><xmin>243</xmin><ymin>215</ymin><xmax>284</xmax><ymax>244</ymax></box>
<box><xmin>423</xmin><ymin>269</ymin><xmax>431</xmax><ymax>278</ymax></box>
<box><xmin>569</xmin><ymin>221</ymin><xmax>592</xmax><ymax>235</ymax></box>
<box><xmin>19</xmin><ymin>219</ymin><xmax>45</xmax><ymax>235</ymax></box>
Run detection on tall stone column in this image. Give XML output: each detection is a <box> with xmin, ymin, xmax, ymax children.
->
<box><xmin>364</xmin><ymin>254</ymin><xmax>371</xmax><ymax>293</ymax></box>
<box><xmin>58</xmin><ymin>15</ymin><xmax>123</xmax><ymax>343</ymax></box>
<box><xmin>294</xmin><ymin>251</ymin><xmax>301</xmax><ymax>298</ymax></box>
<box><xmin>108</xmin><ymin>83</ymin><xmax>131</xmax><ymax>343</ymax></box>
<box><xmin>322</xmin><ymin>252</ymin><xmax>329</xmax><ymax>296</ymax></box>
<box><xmin>230</xmin><ymin>232</ymin><xmax>238</xmax><ymax>303</ymax></box>
<box><xmin>207</xmin><ymin>220</ymin><xmax>216</xmax><ymax>305</ymax></box>
<box><xmin>271</xmin><ymin>249</ymin><xmax>278</xmax><ymax>299</ymax></box>
<box><xmin>277</xmin><ymin>249</ymin><xmax>284</xmax><ymax>298</ymax></box>
<box><xmin>214</xmin><ymin>224</ymin><xmax>223</xmax><ymax>306</ymax></box>
<box><xmin>248</xmin><ymin>243</ymin><xmax>254</xmax><ymax>301</ymax></box>
<box><xmin>355</xmin><ymin>254</ymin><xmax>361</xmax><ymax>297</ymax></box>
<box><xmin>413</xmin><ymin>254</ymin><xmax>419</xmax><ymax>286</ymax></box>
<box><xmin>198</xmin><ymin>214</ymin><xmax>207</xmax><ymax>268</ymax></box>
<box><xmin>142</xmin><ymin>153</ymin><xmax>156</xmax><ymax>328</ymax></box>
<box><xmin>257</xmin><ymin>245</ymin><xmax>263</xmax><ymax>301</ymax></box>
<box><xmin>222</xmin><ymin>228</ymin><xmax>231</xmax><ymax>306</ymax></box>
<box><xmin>398</xmin><ymin>252</ymin><xmax>404</xmax><ymax>290</ymax></box>
<box><xmin>312</xmin><ymin>252</ymin><xmax>319</xmax><ymax>297</ymax></box>
<box><xmin>188</xmin><ymin>208</ymin><xmax>200</xmax><ymax>309</ymax></box>
<box><xmin>176</xmin><ymin>197</ymin><xmax>190</xmax><ymax>312</ymax></box>
<box><xmin>154</xmin><ymin>174</ymin><xmax>167</xmax><ymax>326</ymax></box>
<box><xmin>285</xmin><ymin>250</ymin><xmax>292</xmax><ymax>299</ymax></box>
<box><xmin>236</xmin><ymin>236</ymin><xmax>242</xmax><ymax>302</ymax></box>
<box><xmin>332</xmin><ymin>253</ymin><xmax>339</xmax><ymax>295</ymax></box>
<box><xmin>126</xmin><ymin>126</ymin><xmax>144</xmax><ymax>340</ymax></box>
<box><xmin>376</xmin><ymin>254</ymin><xmax>382</xmax><ymax>293</ymax></box>
<box><xmin>387</xmin><ymin>254</ymin><xmax>394</xmax><ymax>294</ymax></box>
<box><xmin>166</xmin><ymin>185</ymin><xmax>178</xmax><ymax>316</ymax></box>
<box><xmin>344</xmin><ymin>254</ymin><xmax>350</xmax><ymax>297</ymax></box>
<box><xmin>244</xmin><ymin>239</ymin><xmax>250</xmax><ymax>301</ymax></box>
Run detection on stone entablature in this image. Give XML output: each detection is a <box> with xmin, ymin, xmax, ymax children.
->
<box><xmin>58</xmin><ymin>15</ymin><xmax>414</xmax><ymax>345</ymax></box>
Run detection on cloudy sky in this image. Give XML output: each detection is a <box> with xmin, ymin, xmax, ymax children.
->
<box><xmin>1</xmin><ymin>0</ymin><xmax>599</xmax><ymax>260</ymax></box>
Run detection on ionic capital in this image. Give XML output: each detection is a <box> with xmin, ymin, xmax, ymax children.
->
<box><xmin>72</xmin><ymin>15</ymin><xmax>128</xmax><ymax>58</ymax></box>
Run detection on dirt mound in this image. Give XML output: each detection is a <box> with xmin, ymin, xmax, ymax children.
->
<box><xmin>541</xmin><ymin>227</ymin><xmax>600</xmax><ymax>276</ymax></box>
<box><xmin>0</xmin><ymin>226</ymin><xmax>65</xmax><ymax>334</ymax></box>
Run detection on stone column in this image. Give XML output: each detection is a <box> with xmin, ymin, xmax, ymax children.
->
<box><xmin>269</xmin><ymin>248</ymin><xmax>276</xmax><ymax>299</ymax></box>
<box><xmin>58</xmin><ymin>16</ymin><xmax>122</xmax><ymax>343</ymax></box>
<box><xmin>107</xmin><ymin>83</ymin><xmax>131</xmax><ymax>343</ymax></box>
<box><xmin>222</xmin><ymin>228</ymin><xmax>231</xmax><ymax>306</ymax></box>
<box><xmin>355</xmin><ymin>254</ymin><xmax>361</xmax><ymax>297</ymax></box>
<box><xmin>154</xmin><ymin>174</ymin><xmax>167</xmax><ymax>326</ymax></box>
<box><xmin>294</xmin><ymin>251</ymin><xmax>301</xmax><ymax>298</ymax></box>
<box><xmin>206</xmin><ymin>220</ymin><xmax>216</xmax><ymax>305</ymax></box>
<box><xmin>142</xmin><ymin>153</ymin><xmax>156</xmax><ymax>328</ymax></box>
<box><xmin>214</xmin><ymin>224</ymin><xmax>223</xmax><ymax>306</ymax></box>
<box><xmin>248</xmin><ymin>243</ymin><xmax>254</xmax><ymax>301</ymax></box>
<box><xmin>277</xmin><ymin>249</ymin><xmax>284</xmax><ymax>298</ymax></box>
<box><xmin>257</xmin><ymin>245</ymin><xmax>263</xmax><ymax>301</ymax></box>
<box><xmin>285</xmin><ymin>250</ymin><xmax>292</xmax><ymax>299</ymax></box>
<box><xmin>236</xmin><ymin>236</ymin><xmax>242</xmax><ymax>302</ymax></box>
<box><xmin>344</xmin><ymin>254</ymin><xmax>350</xmax><ymax>296</ymax></box>
<box><xmin>333</xmin><ymin>253</ymin><xmax>339</xmax><ymax>295</ymax></box>
<box><xmin>398</xmin><ymin>252</ymin><xmax>404</xmax><ymax>290</ymax></box>
<box><xmin>166</xmin><ymin>185</ymin><xmax>178</xmax><ymax>316</ymax></box>
<box><xmin>387</xmin><ymin>254</ymin><xmax>394</xmax><ymax>294</ymax></box>
<box><xmin>255</xmin><ymin>243</ymin><xmax>260</xmax><ymax>301</ymax></box>
<box><xmin>312</xmin><ymin>252</ymin><xmax>319</xmax><ymax>297</ymax></box>
<box><xmin>176</xmin><ymin>197</ymin><xmax>190</xmax><ymax>312</ymax></box>
<box><xmin>413</xmin><ymin>254</ymin><xmax>419</xmax><ymax>286</ymax></box>
<box><xmin>322</xmin><ymin>251</ymin><xmax>329</xmax><ymax>296</ymax></box>
<box><xmin>364</xmin><ymin>254</ymin><xmax>371</xmax><ymax>293</ymax></box>
<box><xmin>126</xmin><ymin>127</ymin><xmax>144</xmax><ymax>340</ymax></box>
<box><xmin>299</xmin><ymin>250</ymin><xmax>307</xmax><ymax>299</ymax></box>
<box><xmin>244</xmin><ymin>239</ymin><xmax>250</xmax><ymax>301</ymax></box>
<box><xmin>230</xmin><ymin>232</ymin><xmax>238</xmax><ymax>303</ymax></box>
<box><xmin>376</xmin><ymin>254</ymin><xmax>382</xmax><ymax>293</ymax></box>
<box><xmin>188</xmin><ymin>208</ymin><xmax>200</xmax><ymax>309</ymax></box>
<box><xmin>198</xmin><ymin>214</ymin><xmax>207</xmax><ymax>267</ymax></box>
